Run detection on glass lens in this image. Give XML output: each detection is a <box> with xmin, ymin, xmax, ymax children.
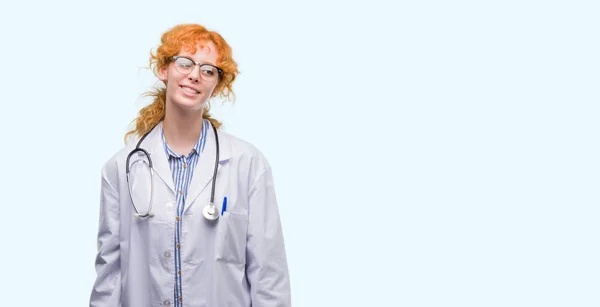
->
<box><xmin>200</xmin><ymin>65</ymin><xmax>218</xmax><ymax>81</ymax></box>
<box><xmin>174</xmin><ymin>57</ymin><xmax>194</xmax><ymax>74</ymax></box>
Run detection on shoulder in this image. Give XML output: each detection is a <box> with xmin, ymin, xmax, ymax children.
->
<box><xmin>218</xmin><ymin>129</ymin><xmax>272</xmax><ymax>174</ymax></box>
<box><xmin>100</xmin><ymin>136</ymin><xmax>140</xmax><ymax>182</ymax></box>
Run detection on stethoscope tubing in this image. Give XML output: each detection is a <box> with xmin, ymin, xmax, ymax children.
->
<box><xmin>125</xmin><ymin>121</ymin><xmax>220</xmax><ymax>220</ymax></box>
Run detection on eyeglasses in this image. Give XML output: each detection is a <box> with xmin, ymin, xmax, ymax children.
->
<box><xmin>170</xmin><ymin>56</ymin><xmax>223</xmax><ymax>82</ymax></box>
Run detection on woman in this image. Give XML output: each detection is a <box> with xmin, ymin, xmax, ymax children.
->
<box><xmin>90</xmin><ymin>24</ymin><xmax>291</xmax><ymax>307</ymax></box>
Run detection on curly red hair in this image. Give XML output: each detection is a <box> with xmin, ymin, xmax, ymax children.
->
<box><xmin>125</xmin><ymin>24</ymin><xmax>239</xmax><ymax>142</ymax></box>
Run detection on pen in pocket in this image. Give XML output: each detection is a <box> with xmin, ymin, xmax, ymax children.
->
<box><xmin>221</xmin><ymin>197</ymin><xmax>227</xmax><ymax>215</ymax></box>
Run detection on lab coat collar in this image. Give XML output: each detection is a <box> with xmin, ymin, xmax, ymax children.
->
<box><xmin>183</xmin><ymin>120</ymin><xmax>231</xmax><ymax>214</ymax></box>
<box><xmin>144</xmin><ymin>121</ymin><xmax>175</xmax><ymax>194</ymax></box>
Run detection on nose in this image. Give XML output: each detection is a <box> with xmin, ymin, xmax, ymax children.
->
<box><xmin>187</xmin><ymin>65</ymin><xmax>201</xmax><ymax>82</ymax></box>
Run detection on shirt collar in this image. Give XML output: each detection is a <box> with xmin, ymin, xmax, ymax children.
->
<box><xmin>160</xmin><ymin>119</ymin><xmax>208</xmax><ymax>158</ymax></box>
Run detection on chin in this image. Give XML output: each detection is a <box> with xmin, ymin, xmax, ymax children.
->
<box><xmin>170</xmin><ymin>97</ymin><xmax>206</xmax><ymax>112</ymax></box>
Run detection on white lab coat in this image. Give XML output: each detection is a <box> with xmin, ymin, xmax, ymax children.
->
<box><xmin>89</xmin><ymin>122</ymin><xmax>291</xmax><ymax>307</ymax></box>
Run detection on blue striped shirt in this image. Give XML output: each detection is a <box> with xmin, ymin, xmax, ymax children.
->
<box><xmin>161</xmin><ymin>119</ymin><xmax>209</xmax><ymax>307</ymax></box>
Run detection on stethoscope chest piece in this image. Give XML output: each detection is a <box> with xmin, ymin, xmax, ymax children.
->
<box><xmin>202</xmin><ymin>204</ymin><xmax>219</xmax><ymax>221</ymax></box>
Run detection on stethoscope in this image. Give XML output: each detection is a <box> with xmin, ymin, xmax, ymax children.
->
<box><xmin>125</xmin><ymin>121</ymin><xmax>221</xmax><ymax>221</ymax></box>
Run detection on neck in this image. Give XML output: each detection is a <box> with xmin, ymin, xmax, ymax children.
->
<box><xmin>162</xmin><ymin>105</ymin><xmax>204</xmax><ymax>156</ymax></box>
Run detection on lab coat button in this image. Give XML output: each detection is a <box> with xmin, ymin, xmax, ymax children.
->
<box><xmin>163</xmin><ymin>251</ymin><xmax>171</xmax><ymax>258</ymax></box>
<box><xmin>163</xmin><ymin>300</ymin><xmax>171</xmax><ymax>306</ymax></box>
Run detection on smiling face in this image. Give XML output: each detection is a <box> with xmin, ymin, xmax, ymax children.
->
<box><xmin>158</xmin><ymin>41</ymin><xmax>221</xmax><ymax>113</ymax></box>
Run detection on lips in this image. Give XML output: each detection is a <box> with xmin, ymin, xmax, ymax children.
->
<box><xmin>179</xmin><ymin>85</ymin><xmax>200</xmax><ymax>94</ymax></box>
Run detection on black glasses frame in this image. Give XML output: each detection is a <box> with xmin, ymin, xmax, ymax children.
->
<box><xmin>170</xmin><ymin>56</ymin><xmax>224</xmax><ymax>76</ymax></box>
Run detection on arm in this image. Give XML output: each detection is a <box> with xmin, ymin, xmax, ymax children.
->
<box><xmin>89</xmin><ymin>163</ymin><xmax>122</xmax><ymax>307</ymax></box>
<box><xmin>246</xmin><ymin>165</ymin><xmax>292</xmax><ymax>306</ymax></box>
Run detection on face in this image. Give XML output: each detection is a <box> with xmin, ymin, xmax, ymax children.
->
<box><xmin>158</xmin><ymin>41</ymin><xmax>221</xmax><ymax>112</ymax></box>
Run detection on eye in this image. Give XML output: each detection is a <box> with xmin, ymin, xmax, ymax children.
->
<box><xmin>201</xmin><ymin>66</ymin><xmax>216</xmax><ymax>76</ymax></box>
<box><xmin>176</xmin><ymin>58</ymin><xmax>193</xmax><ymax>68</ymax></box>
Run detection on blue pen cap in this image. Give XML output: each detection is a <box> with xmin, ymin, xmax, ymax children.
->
<box><xmin>221</xmin><ymin>197</ymin><xmax>227</xmax><ymax>215</ymax></box>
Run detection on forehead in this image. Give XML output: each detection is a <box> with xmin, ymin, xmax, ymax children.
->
<box><xmin>179</xmin><ymin>41</ymin><xmax>219</xmax><ymax>64</ymax></box>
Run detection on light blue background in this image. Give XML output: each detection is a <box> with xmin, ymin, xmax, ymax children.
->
<box><xmin>0</xmin><ymin>0</ymin><xmax>598</xmax><ymax>306</ymax></box>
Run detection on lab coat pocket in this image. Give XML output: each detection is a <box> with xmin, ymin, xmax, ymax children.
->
<box><xmin>215</xmin><ymin>211</ymin><xmax>248</xmax><ymax>264</ymax></box>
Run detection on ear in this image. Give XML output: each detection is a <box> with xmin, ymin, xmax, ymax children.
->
<box><xmin>158</xmin><ymin>65</ymin><xmax>168</xmax><ymax>82</ymax></box>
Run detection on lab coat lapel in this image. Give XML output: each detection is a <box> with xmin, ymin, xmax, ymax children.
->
<box><xmin>145</xmin><ymin>122</ymin><xmax>176</xmax><ymax>194</ymax></box>
<box><xmin>183</xmin><ymin>124</ymin><xmax>231</xmax><ymax>214</ymax></box>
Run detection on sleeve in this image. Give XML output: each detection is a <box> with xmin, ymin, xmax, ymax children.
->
<box><xmin>245</xmin><ymin>164</ymin><xmax>292</xmax><ymax>306</ymax></box>
<box><xmin>89</xmin><ymin>162</ymin><xmax>122</xmax><ymax>307</ymax></box>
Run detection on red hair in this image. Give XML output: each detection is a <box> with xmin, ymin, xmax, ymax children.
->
<box><xmin>125</xmin><ymin>24</ymin><xmax>239</xmax><ymax>141</ymax></box>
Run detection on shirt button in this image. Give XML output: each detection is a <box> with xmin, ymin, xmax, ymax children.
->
<box><xmin>163</xmin><ymin>300</ymin><xmax>171</xmax><ymax>306</ymax></box>
<box><xmin>176</xmin><ymin>216</ymin><xmax>180</xmax><ymax>221</ymax></box>
<box><xmin>179</xmin><ymin>190</ymin><xmax>183</xmax><ymax>195</ymax></box>
<box><xmin>178</xmin><ymin>270</ymin><xmax>182</xmax><ymax>275</ymax></box>
<box><xmin>177</xmin><ymin>243</ymin><xmax>180</xmax><ymax>249</ymax></box>
<box><xmin>183</xmin><ymin>164</ymin><xmax>187</xmax><ymax>169</ymax></box>
<box><xmin>179</xmin><ymin>298</ymin><xmax>182</xmax><ymax>302</ymax></box>
<box><xmin>163</xmin><ymin>251</ymin><xmax>171</xmax><ymax>258</ymax></box>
